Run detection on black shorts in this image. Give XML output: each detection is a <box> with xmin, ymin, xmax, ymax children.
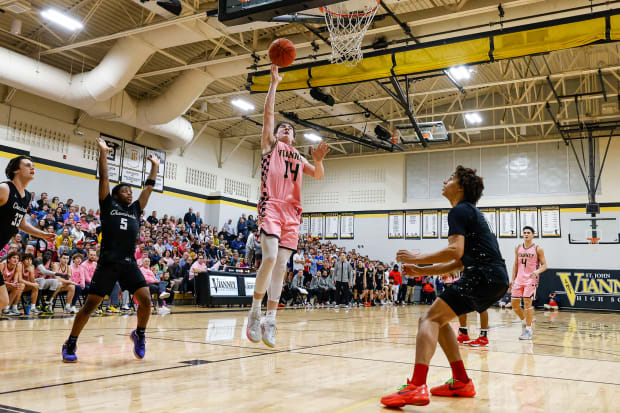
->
<box><xmin>439</xmin><ymin>265</ymin><xmax>509</xmax><ymax>316</ymax></box>
<box><xmin>354</xmin><ymin>283</ymin><xmax>364</xmax><ymax>294</ymax></box>
<box><xmin>0</xmin><ymin>276</ymin><xmax>4</xmax><ymax>287</ymax></box>
<box><xmin>89</xmin><ymin>260</ymin><xmax>147</xmax><ymax>298</ymax></box>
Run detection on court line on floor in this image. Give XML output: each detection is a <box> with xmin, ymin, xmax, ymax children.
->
<box><xmin>291</xmin><ymin>350</ymin><xmax>620</xmax><ymax>386</ymax></box>
<box><xmin>0</xmin><ymin>338</ymin><xmax>366</xmax><ymax>396</ymax></box>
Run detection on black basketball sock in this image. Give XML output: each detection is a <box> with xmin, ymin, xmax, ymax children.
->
<box><xmin>136</xmin><ymin>327</ymin><xmax>146</xmax><ymax>339</ymax></box>
<box><xmin>480</xmin><ymin>329</ymin><xmax>488</xmax><ymax>338</ymax></box>
<box><xmin>459</xmin><ymin>327</ymin><xmax>468</xmax><ymax>335</ymax></box>
<box><xmin>66</xmin><ymin>335</ymin><xmax>78</xmax><ymax>348</ymax></box>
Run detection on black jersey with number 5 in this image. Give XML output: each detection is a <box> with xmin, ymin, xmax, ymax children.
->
<box><xmin>99</xmin><ymin>194</ymin><xmax>141</xmax><ymax>263</ymax></box>
<box><xmin>0</xmin><ymin>181</ymin><xmax>30</xmax><ymax>249</ymax></box>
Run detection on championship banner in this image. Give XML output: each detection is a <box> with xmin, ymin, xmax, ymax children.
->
<box><xmin>538</xmin><ymin>268</ymin><xmax>620</xmax><ymax>311</ymax></box>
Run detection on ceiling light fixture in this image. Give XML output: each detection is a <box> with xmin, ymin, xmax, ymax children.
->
<box><xmin>41</xmin><ymin>9</ymin><xmax>83</xmax><ymax>31</ymax></box>
<box><xmin>465</xmin><ymin>112</ymin><xmax>482</xmax><ymax>124</ymax></box>
<box><xmin>448</xmin><ymin>66</ymin><xmax>472</xmax><ymax>81</ymax></box>
<box><xmin>231</xmin><ymin>99</ymin><xmax>254</xmax><ymax>111</ymax></box>
<box><xmin>304</xmin><ymin>132</ymin><xmax>322</xmax><ymax>142</ymax></box>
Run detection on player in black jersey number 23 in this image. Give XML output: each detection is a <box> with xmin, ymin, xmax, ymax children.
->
<box><xmin>0</xmin><ymin>156</ymin><xmax>56</xmax><ymax>311</ymax></box>
<box><xmin>62</xmin><ymin>137</ymin><xmax>160</xmax><ymax>363</ymax></box>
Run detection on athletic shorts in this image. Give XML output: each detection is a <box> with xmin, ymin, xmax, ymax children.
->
<box><xmin>89</xmin><ymin>260</ymin><xmax>147</xmax><ymax>298</ymax></box>
<box><xmin>511</xmin><ymin>279</ymin><xmax>538</xmax><ymax>299</ymax></box>
<box><xmin>35</xmin><ymin>278</ymin><xmax>58</xmax><ymax>291</ymax></box>
<box><xmin>259</xmin><ymin>201</ymin><xmax>301</xmax><ymax>251</ymax></box>
<box><xmin>354</xmin><ymin>283</ymin><xmax>364</xmax><ymax>294</ymax></box>
<box><xmin>439</xmin><ymin>264</ymin><xmax>509</xmax><ymax>316</ymax></box>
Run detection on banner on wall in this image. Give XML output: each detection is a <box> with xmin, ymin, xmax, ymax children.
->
<box><xmin>300</xmin><ymin>215</ymin><xmax>310</xmax><ymax>236</ymax></box>
<box><xmin>541</xmin><ymin>206</ymin><xmax>561</xmax><ymax>237</ymax></box>
<box><xmin>405</xmin><ymin>211</ymin><xmax>420</xmax><ymax>239</ymax></box>
<box><xmin>96</xmin><ymin>134</ymin><xmax>123</xmax><ymax>183</ymax></box>
<box><xmin>440</xmin><ymin>209</ymin><xmax>450</xmax><ymax>239</ymax></box>
<box><xmin>121</xmin><ymin>141</ymin><xmax>146</xmax><ymax>188</ymax></box>
<box><xmin>481</xmin><ymin>208</ymin><xmax>497</xmax><ymax>236</ymax></box>
<box><xmin>423</xmin><ymin>210</ymin><xmax>439</xmax><ymax>238</ymax></box>
<box><xmin>519</xmin><ymin>207</ymin><xmax>539</xmax><ymax>237</ymax></box>
<box><xmin>325</xmin><ymin>213</ymin><xmax>338</xmax><ymax>239</ymax></box>
<box><xmin>340</xmin><ymin>213</ymin><xmax>354</xmax><ymax>239</ymax></box>
<box><xmin>310</xmin><ymin>214</ymin><xmax>323</xmax><ymax>238</ymax></box>
<box><xmin>499</xmin><ymin>208</ymin><xmax>517</xmax><ymax>238</ymax></box>
<box><xmin>538</xmin><ymin>268</ymin><xmax>620</xmax><ymax>311</ymax></box>
<box><xmin>388</xmin><ymin>212</ymin><xmax>404</xmax><ymax>239</ymax></box>
<box><xmin>145</xmin><ymin>147</ymin><xmax>166</xmax><ymax>192</ymax></box>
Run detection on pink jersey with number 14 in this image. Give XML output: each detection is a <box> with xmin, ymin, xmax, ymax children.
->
<box><xmin>259</xmin><ymin>140</ymin><xmax>305</xmax><ymax>209</ymax></box>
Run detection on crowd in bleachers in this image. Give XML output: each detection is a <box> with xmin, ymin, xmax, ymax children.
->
<box><xmin>1</xmin><ymin>190</ymin><xmax>445</xmax><ymax>317</ymax></box>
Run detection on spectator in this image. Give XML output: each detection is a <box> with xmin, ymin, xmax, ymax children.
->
<box><xmin>195</xmin><ymin>212</ymin><xmax>203</xmax><ymax>228</ymax></box>
<box><xmin>51</xmin><ymin>252</ymin><xmax>77</xmax><ymax>314</ymax></box>
<box><xmin>56</xmin><ymin>228</ymin><xmax>73</xmax><ymax>250</ymax></box>
<box><xmin>29</xmin><ymin>191</ymin><xmax>38</xmax><ymax>211</ymax></box>
<box><xmin>292</xmin><ymin>248</ymin><xmax>304</xmax><ymax>276</ymax></box>
<box><xmin>246</xmin><ymin>215</ymin><xmax>257</xmax><ymax>233</ymax></box>
<box><xmin>389</xmin><ymin>264</ymin><xmax>402</xmax><ymax>304</ymax></box>
<box><xmin>20</xmin><ymin>253</ymin><xmax>40</xmax><ymax>314</ymax></box>
<box><xmin>223</xmin><ymin>219</ymin><xmax>236</xmax><ymax>241</ymax></box>
<box><xmin>183</xmin><ymin>208</ymin><xmax>196</xmax><ymax>226</ymax></box>
<box><xmin>139</xmin><ymin>257</ymin><xmax>170</xmax><ymax>314</ymax></box>
<box><xmin>147</xmin><ymin>211</ymin><xmax>158</xmax><ymax>226</ymax></box>
<box><xmin>1</xmin><ymin>252</ymin><xmax>24</xmax><ymax>315</ymax></box>
<box><xmin>237</xmin><ymin>217</ymin><xmax>247</xmax><ymax>240</ymax></box>
<box><xmin>70</xmin><ymin>253</ymin><xmax>86</xmax><ymax>307</ymax></box>
<box><xmin>230</xmin><ymin>234</ymin><xmax>246</xmax><ymax>256</ymax></box>
<box><xmin>37</xmin><ymin>192</ymin><xmax>48</xmax><ymax>209</ymax></box>
<box><xmin>333</xmin><ymin>253</ymin><xmax>353</xmax><ymax>307</ymax></box>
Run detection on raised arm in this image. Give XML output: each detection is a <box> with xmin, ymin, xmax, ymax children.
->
<box><xmin>262</xmin><ymin>65</ymin><xmax>281</xmax><ymax>153</ymax></box>
<box><xmin>396</xmin><ymin>234</ymin><xmax>464</xmax><ymax>265</ymax></box>
<box><xmin>138</xmin><ymin>154</ymin><xmax>161</xmax><ymax>211</ymax></box>
<box><xmin>302</xmin><ymin>142</ymin><xmax>330</xmax><ymax>179</ymax></box>
<box><xmin>97</xmin><ymin>137</ymin><xmax>111</xmax><ymax>201</ymax></box>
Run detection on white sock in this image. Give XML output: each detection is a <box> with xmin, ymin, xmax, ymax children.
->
<box><xmin>526</xmin><ymin>326</ymin><xmax>533</xmax><ymax>332</ymax></box>
<box><xmin>251</xmin><ymin>299</ymin><xmax>261</xmax><ymax>312</ymax></box>
<box><xmin>11</xmin><ymin>305</ymin><xmax>17</xmax><ymax>311</ymax></box>
<box><xmin>265</xmin><ymin>309</ymin><xmax>276</xmax><ymax>321</ymax></box>
<box><xmin>30</xmin><ymin>304</ymin><xmax>36</xmax><ymax>309</ymax></box>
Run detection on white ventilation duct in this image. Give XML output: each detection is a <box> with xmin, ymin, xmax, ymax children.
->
<box><xmin>0</xmin><ymin>20</ymin><xmax>230</xmax><ymax>148</ymax></box>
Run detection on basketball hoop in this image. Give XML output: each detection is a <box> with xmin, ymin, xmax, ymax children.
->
<box><xmin>320</xmin><ymin>0</ymin><xmax>380</xmax><ymax>66</ymax></box>
<box><xmin>587</xmin><ymin>237</ymin><xmax>600</xmax><ymax>244</ymax></box>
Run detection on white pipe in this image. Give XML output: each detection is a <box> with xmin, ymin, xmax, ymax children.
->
<box><xmin>138</xmin><ymin>69</ymin><xmax>213</xmax><ymax>125</ymax></box>
<box><xmin>0</xmin><ymin>20</ymin><xmax>239</xmax><ymax>148</ymax></box>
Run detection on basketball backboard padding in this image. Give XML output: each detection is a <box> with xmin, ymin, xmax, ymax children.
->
<box><xmin>218</xmin><ymin>0</ymin><xmax>343</xmax><ymax>26</ymax></box>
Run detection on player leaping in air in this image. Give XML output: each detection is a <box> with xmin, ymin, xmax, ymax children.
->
<box><xmin>62</xmin><ymin>137</ymin><xmax>160</xmax><ymax>363</ymax></box>
<box><xmin>246</xmin><ymin>64</ymin><xmax>330</xmax><ymax>348</ymax></box>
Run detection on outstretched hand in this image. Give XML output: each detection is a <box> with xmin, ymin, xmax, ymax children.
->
<box><xmin>311</xmin><ymin>141</ymin><xmax>330</xmax><ymax>162</ymax></box>
<box><xmin>396</xmin><ymin>249</ymin><xmax>420</xmax><ymax>264</ymax></box>
<box><xmin>147</xmin><ymin>154</ymin><xmax>161</xmax><ymax>168</ymax></box>
<box><xmin>97</xmin><ymin>137</ymin><xmax>110</xmax><ymax>152</ymax></box>
<box><xmin>270</xmin><ymin>64</ymin><xmax>283</xmax><ymax>84</ymax></box>
<box><xmin>402</xmin><ymin>264</ymin><xmax>426</xmax><ymax>277</ymax></box>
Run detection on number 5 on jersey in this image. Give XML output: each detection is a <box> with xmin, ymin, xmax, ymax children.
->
<box><xmin>120</xmin><ymin>217</ymin><xmax>128</xmax><ymax>230</ymax></box>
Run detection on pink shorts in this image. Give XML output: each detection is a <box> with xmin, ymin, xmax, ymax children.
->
<box><xmin>259</xmin><ymin>201</ymin><xmax>301</xmax><ymax>251</ymax></box>
<box><xmin>511</xmin><ymin>281</ymin><xmax>537</xmax><ymax>299</ymax></box>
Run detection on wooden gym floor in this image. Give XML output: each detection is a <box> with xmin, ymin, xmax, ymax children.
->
<box><xmin>0</xmin><ymin>305</ymin><xmax>618</xmax><ymax>412</ymax></box>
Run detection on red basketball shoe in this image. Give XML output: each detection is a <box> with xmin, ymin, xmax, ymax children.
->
<box><xmin>468</xmin><ymin>336</ymin><xmax>489</xmax><ymax>347</ymax></box>
<box><xmin>380</xmin><ymin>379</ymin><xmax>430</xmax><ymax>408</ymax></box>
<box><xmin>457</xmin><ymin>333</ymin><xmax>471</xmax><ymax>344</ymax></box>
<box><xmin>430</xmin><ymin>378</ymin><xmax>476</xmax><ymax>397</ymax></box>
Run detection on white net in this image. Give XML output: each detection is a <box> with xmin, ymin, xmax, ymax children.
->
<box><xmin>321</xmin><ymin>0</ymin><xmax>379</xmax><ymax>66</ymax></box>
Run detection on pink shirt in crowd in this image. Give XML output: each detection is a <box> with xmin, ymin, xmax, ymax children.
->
<box><xmin>80</xmin><ymin>260</ymin><xmax>97</xmax><ymax>284</ymax></box>
<box><xmin>189</xmin><ymin>261</ymin><xmax>207</xmax><ymax>280</ymax></box>
<box><xmin>140</xmin><ymin>266</ymin><xmax>158</xmax><ymax>284</ymax></box>
<box><xmin>70</xmin><ymin>264</ymin><xmax>85</xmax><ymax>288</ymax></box>
<box><xmin>135</xmin><ymin>247</ymin><xmax>143</xmax><ymax>261</ymax></box>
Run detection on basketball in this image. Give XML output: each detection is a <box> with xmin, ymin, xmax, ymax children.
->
<box><xmin>268</xmin><ymin>38</ymin><xmax>296</xmax><ymax>68</ymax></box>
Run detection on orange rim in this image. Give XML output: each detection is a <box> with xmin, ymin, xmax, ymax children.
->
<box><xmin>320</xmin><ymin>1</ymin><xmax>379</xmax><ymax>18</ymax></box>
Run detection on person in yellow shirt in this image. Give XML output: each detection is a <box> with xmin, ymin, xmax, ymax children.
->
<box><xmin>56</xmin><ymin>227</ymin><xmax>73</xmax><ymax>249</ymax></box>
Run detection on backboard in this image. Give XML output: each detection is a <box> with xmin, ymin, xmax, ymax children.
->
<box><xmin>568</xmin><ymin>217</ymin><xmax>619</xmax><ymax>244</ymax></box>
<box><xmin>395</xmin><ymin>121</ymin><xmax>451</xmax><ymax>144</ymax></box>
<box><xmin>218</xmin><ymin>0</ymin><xmax>343</xmax><ymax>26</ymax></box>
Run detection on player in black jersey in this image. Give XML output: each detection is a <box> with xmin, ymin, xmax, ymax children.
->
<box><xmin>0</xmin><ymin>156</ymin><xmax>55</xmax><ymax>311</ymax></box>
<box><xmin>62</xmin><ymin>138</ymin><xmax>160</xmax><ymax>363</ymax></box>
<box><xmin>382</xmin><ymin>166</ymin><xmax>509</xmax><ymax>408</ymax></box>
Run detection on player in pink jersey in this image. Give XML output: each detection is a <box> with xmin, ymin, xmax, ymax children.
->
<box><xmin>510</xmin><ymin>226</ymin><xmax>547</xmax><ymax>340</ymax></box>
<box><xmin>246</xmin><ymin>64</ymin><xmax>330</xmax><ymax>348</ymax></box>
